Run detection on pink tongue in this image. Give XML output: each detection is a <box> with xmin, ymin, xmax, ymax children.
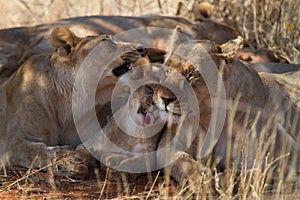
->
<box><xmin>145</xmin><ymin>112</ymin><xmax>154</xmax><ymax>125</ymax></box>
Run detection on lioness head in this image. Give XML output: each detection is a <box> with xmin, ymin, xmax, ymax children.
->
<box><xmin>49</xmin><ymin>27</ymin><xmax>145</xmax><ymax>76</ymax></box>
<box><xmin>164</xmin><ymin>26</ymin><xmax>266</xmax><ymax>108</ymax></box>
<box><xmin>151</xmin><ymin>26</ymin><xmax>268</xmax><ymax>137</ymax></box>
<box><xmin>47</xmin><ymin>27</ymin><xmax>147</xmax><ymax>107</ymax></box>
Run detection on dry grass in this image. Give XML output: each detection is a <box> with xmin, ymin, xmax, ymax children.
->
<box><xmin>0</xmin><ymin>0</ymin><xmax>182</xmax><ymax>29</ymax></box>
<box><xmin>210</xmin><ymin>0</ymin><xmax>300</xmax><ymax>64</ymax></box>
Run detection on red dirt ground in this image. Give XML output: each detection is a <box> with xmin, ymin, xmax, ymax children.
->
<box><xmin>0</xmin><ymin>166</ymin><xmax>180</xmax><ymax>199</ymax></box>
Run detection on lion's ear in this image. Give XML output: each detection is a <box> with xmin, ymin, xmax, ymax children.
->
<box><xmin>49</xmin><ymin>27</ymin><xmax>80</xmax><ymax>56</ymax></box>
<box><xmin>164</xmin><ymin>26</ymin><xmax>190</xmax><ymax>64</ymax></box>
<box><xmin>169</xmin><ymin>26</ymin><xmax>190</xmax><ymax>51</ymax></box>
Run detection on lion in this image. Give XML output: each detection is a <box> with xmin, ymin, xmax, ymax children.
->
<box><xmin>0</xmin><ymin>27</ymin><xmax>145</xmax><ymax>178</ymax></box>
<box><xmin>126</xmin><ymin>27</ymin><xmax>300</xmax><ymax>188</ymax></box>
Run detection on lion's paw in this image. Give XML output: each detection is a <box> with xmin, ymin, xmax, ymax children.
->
<box><xmin>48</xmin><ymin>146</ymin><xmax>90</xmax><ymax>178</ymax></box>
<box><xmin>170</xmin><ymin>157</ymin><xmax>211</xmax><ymax>192</ymax></box>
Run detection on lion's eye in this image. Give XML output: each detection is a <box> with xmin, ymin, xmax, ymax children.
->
<box><xmin>184</xmin><ymin>69</ymin><xmax>189</xmax><ymax>75</ymax></box>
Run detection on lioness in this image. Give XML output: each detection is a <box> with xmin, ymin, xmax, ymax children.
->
<box><xmin>129</xmin><ymin>28</ymin><xmax>300</xmax><ymax>188</ymax></box>
<box><xmin>0</xmin><ymin>27</ymin><xmax>145</xmax><ymax>178</ymax></box>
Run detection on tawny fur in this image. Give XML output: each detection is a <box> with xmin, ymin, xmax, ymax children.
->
<box><xmin>139</xmin><ymin>28</ymin><xmax>300</xmax><ymax>188</ymax></box>
<box><xmin>0</xmin><ymin>27</ymin><xmax>142</xmax><ymax>178</ymax></box>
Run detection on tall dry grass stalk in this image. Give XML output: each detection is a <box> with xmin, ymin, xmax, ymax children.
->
<box><xmin>209</xmin><ymin>0</ymin><xmax>300</xmax><ymax>63</ymax></box>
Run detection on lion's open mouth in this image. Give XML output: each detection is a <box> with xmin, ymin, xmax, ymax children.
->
<box><xmin>138</xmin><ymin>105</ymin><xmax>155</xmax><ymax>126</ymax></box>
<box><xmin>112</xmin><ymin>60</ymin><xmax>136</xmax><ymax>77</ymax></box>
<box><xmin>145</xmin><ymin>112</ymin><xmax>155</xmax><ymax>125</ymax></box>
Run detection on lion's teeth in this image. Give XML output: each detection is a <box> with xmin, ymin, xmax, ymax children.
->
<box><xmin>128</xmin><ymin>62</ymin><xmax>135</xmax><ymax>69</ymax></box>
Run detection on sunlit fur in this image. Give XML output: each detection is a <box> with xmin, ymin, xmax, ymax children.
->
<box><xmin>0</xmin><ymin>27</ymin><xmax>142</xmax><ymax>178</ymax></box>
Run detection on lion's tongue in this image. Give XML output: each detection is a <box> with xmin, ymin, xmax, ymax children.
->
<box><xmin>145</xmin><ymin>112</ymin><xmax>154</xmax><ymax>125</ymax></box>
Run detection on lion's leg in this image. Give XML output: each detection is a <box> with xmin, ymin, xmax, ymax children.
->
<box><xmin>7</xmin><ymin>137</ymin><xmax>90</xmax><ymax>178</ymax></box>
